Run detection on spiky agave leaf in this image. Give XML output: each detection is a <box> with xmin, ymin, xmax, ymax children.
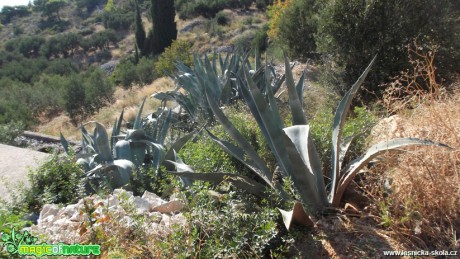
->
<box><xmin>284</xmin><ymin>53</ymin><xmax>307</xmax><ymax>126</ymax></box>
<box><xmin>278</xmin><ymin>202</ymin><xmax>314</xmax><ymax>230</ymax></box>
<box><xmin>329</xmin><ymin>56</ymin><xmax>377</xmax><ymax>204</ymax></box>
<box><xmin>281</xmin><ymin>125</ymin><xmax>327</xmax><ymax>214</ymax></box>
<box><xmin>332</xmin><ymin>138</ymin><xmax>452</xmax><ymax>206</ymax></box>
<box><xmin>166</xmin><ymin>160</ymin><xmax>267</xmax><ymax>197</ymax></box>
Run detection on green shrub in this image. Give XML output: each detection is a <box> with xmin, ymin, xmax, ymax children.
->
<box><xmin>179</xmin><ymin>103</ymin><xmax>274</xmax><ymax>177</ymax></box>
<box><xmin>252</xmin><ymin>24</ymin><xmax>269</xmax><ymax>52</ymax></box>
<box><xmin>154</xmin><ymin>183</ymin><xmax>288</xmax><ymax>257</ymax></box>
<box><xmin>0</xmin><ymin>121</ymin><xmax>25</xmax><ymax>146</ymax></box>
<box><xmin>62</xmin><ymin>69</ymin><xmax>114</xmax><ymax>122</ymax></box>
<box><xmin>175</xmin><ymin>0</ymin><xmax>254</xmax><ymax>19</ymax></box>
<box><xmin>136</xmin><ymin>57</ymin><xmax>157</xmax><ymax>85</ymax></box>
<box><xmin>23</xmin><ymin>154</ymin><xmax>85</xmax><ymax>213</ymax></box>
<box><xmin>315</xmin><ymin>0</ymin><xmax>460</xmax><ymax>97</ymax></box>
<box><xmin>277</xmin><ymin>0</ymin><xmax>319</xmax><ymax>61</ymax></box>
<box><xmin>100</xmin><ymin>8</ymin><xmax>134</xmax><ymax>31</ymax></box>
<box><xmin>154</xmin><ymin>40</ymin><xmax>192</xmax><ymax>77</ymax></box>
<box><xmin>215</xmin><ymin>10</ymin><xmax>229</xmax><ymax>26</ymax></box>
<box><xmin>0</xmin><ymin>5</ymin><xmax>30</xmax><ymax>24</ymax></box>
<box><xmin>113</xmin><ymin>57</ymin><xmax>158</xmax><ymax>88</ymax></box>
<box><xmin>309</xmin><ymin>106</ymin><xmax>377</xmax><ymax>175</ymax></box>
<box><xmin>204</xmin><ymin>18</ymin><xmax>223</xmax><ymax>38</ymax></box>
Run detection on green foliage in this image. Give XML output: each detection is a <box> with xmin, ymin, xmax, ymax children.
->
<box><xmin>309</xmin><ymin>106</ymin><xmax>377</xmax><ymax>174</ymax></box>
<box><xmin>179</xmin><ymin>132</ymin><xmax>235</xmax><ymax>174</ymax></box>
<box><xmin>154</xmin><ymin>40</ymin><xmax>192</xmax><ymax>77</ymax></box>
<box><xmin>252</xmin><ymin>24</ymin><xmax>269</xmax><ymax>52</ymax></box>
<box><xmin>146</xmin><ymin>0</ymin><xmax>177</xmax><ymax>56</ymax></box>
<box><xmin>155</xmin><ymin>183</ymin><xmax>287</xmax><ymax>257</ymax></box>
<box><xmin>23</xmin><ymin>154</ymin><xmax>85</xmax><ymax>213</ymax></box>
<box><xmin>101</xmin><ymin>7</ymin><xmax>134</xmax><ymax>31</ymax></box>
<box><xmin>0</xmin><ymin>57</ymin><xmax>48</xmax><ymax>83</ymax></box>
<box><xmin>75</xmin><ymin>0</ymin><xmax>100</xmax><ymax>14</ymax></box>
<box><xmin>80</xmin><ymin>29</ymin><xmax>120</xmax><ymax>52</ymax></box>
<box><xmin>113</xmin><ymin>57</ymin><xmax>157</xmax><ymax>88</ymax></box>
<box><xmin>40</xmin><ymin>32</ymin><xmax>82</xmax><ymax>58</ymax></box>
<box><xmin>0</xmin><ymin>5</ymin><xmax>30</xmax><ymax>24</ymax></box>
<box><xmin>135</xmin><ymin>57</ymin><xmax>157</xmax><ymax>85</ymax></box>
<box><xmin>134</xmin><ymin>0</ymin><xmax>146</xmax><ymax>55</ymax></box>
<box><xmin>63</xmin><ymin>68</ymin><xmax>114</xmax><ymax>122</ymax></box>
<box><xmin>34</xmin><ymin>0</ymin><xmax>68</xmax><ymax>21</ymax></box>
<box><xmin>277</xmin><ymin>0</ymin><xmax>319</xmax><ymax>61</ymax></box>
<box><xmin>315</xmin><ymin>0</ymin><xmax>460</xmax><ymax>97</ymax></box>
<box><xmin>175</xmin><ymin>0</ymin><xmax>253</xmax><ymax>19</ymax></box>
<box><xmin>168</xmin><ymin>52</ymin><xmax>450</xmax><ymax>220</ymax></box>
<box><xmin>0</xmin><ymin>121</ymin><xmax>25</xmax><ymax>146</ymax></box>
<box><xmin>215</xmin><ymin>10</ymin><xmax>229</xmax><ymax>26</ymax></box>
<box><xmin>255</xmin><ymin>0</ymin><xmax>273</xmax><ymax>10</ymax></box>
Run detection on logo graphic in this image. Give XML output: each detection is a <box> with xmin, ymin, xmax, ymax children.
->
<box><xmin>1</xmin><ymin>228</ymin><xmax>101</xmax><ymax>257</ymax></box>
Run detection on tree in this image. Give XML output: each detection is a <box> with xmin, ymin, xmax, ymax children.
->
<box><xmin>277</xmin><ymin>0</ymin><xmax>319</xmax><ymax>61</ymax></box>
<box><xmin>0</xmin><ymin>5</ymin><xmax>30</xmax><ymax>24</ymax></box>
<box><xmin>146</xmin><ymin>0</ymin><xmax>177</xmax><ymax>55</ymax></box>
<box><xmin>34</xmin><ymin>0</ymin><xmax>67</xmax><ymax>21</ymax></box>
<box><xmin>134</xmin><ymin>0</ymin><xmax>146</xmax><ymax>56</ymax></box>
<box><xmin>315</xmin><ymin>0</ymin><xmax>460</xmax><ymax>97</ymax></box>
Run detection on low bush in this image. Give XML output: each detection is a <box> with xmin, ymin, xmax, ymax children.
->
<box><xmin>23</xmin><ymin>154</ymin><xmax>85</xmax><ymax>213</ymax></box>
<box><xmin>100</xmin><ymin>8</ymin><xmax>133</xmax><ymax>31</ymax></box>
<box><xmin>215</xmin><ymin>10</ymin><xmax>229</xmax><ymax>26</ymax></box>
<box><xmin>252</xmin><ymin>24</ymin><xmax>269</xmax><ymax>52</ymax></box>
<box><xmin>175</xmin><ymin>0</ymin><xmax>253</xmax><ymax>19</ymax></box>
<box><xmin>154</xmin><ymin>40</ymin><xmax>192</xmax><ymax>78</ymax></box>
<box><xmin>113</xmin><ymin>57</ymin><xmax>157</xmax><ymax>88</ymax></box>
<box><xmin>309</xmin><ymin>106</ymin><xmax>378</xmax><ymax>174</ymax></box>
<box><xmin>0</xmin><ymin>121</ymin><xmax>25</xmax><ymax>146</ymax></box>
<box><xmin>153</xmin><ymin>183</ymin><xmax>290</xmax><ymax>257</ymax></box>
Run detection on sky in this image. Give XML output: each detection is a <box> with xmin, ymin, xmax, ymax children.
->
<box><xmin>0</xmin><ymin>0</ymin><xmax>31</xmax><ymax>10</ymax></box>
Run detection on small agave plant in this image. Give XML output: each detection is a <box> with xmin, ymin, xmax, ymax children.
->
<box><xmin>61</xmin><ymin>97</ymin><xmax>196</xmax><ymax>193</ymax></box>
<box><xmin>167</xmin><ymin>53</ymin><xmax>451</xmax><ymax>229</ymax></box>
<box><xmin>60</xmin><ymin>121</ymin><xmax>136</xmax><ymax>192</ymax></box>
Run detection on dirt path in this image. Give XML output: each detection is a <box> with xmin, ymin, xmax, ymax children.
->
<box><xmin>0</xmin><ymin>144</ymin><xmax>49</xmax><ymax>204</ymax></box>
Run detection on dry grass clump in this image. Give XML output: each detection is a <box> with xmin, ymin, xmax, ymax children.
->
<box><xmin>366</xmin><ymin>88</ymin><xmax>460</xmax><ymax>250</ymax></box>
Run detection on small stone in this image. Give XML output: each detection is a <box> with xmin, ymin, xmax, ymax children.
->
<box><xmin>58</xmin><ymin>204</ymin><xmax>77</xmax><ymax>218</ymax></box>
<box><xmin>69</xmin><ymin>212</ymin><xmax>82</xmax><ymax>222</ymax></box>
<box><xmin>152</xmin><ymin>200</ymin><xmax>185</xmax><ymax>214</ymax></box>
<box><xmin>128</xmin><ymin>196</ymin><xmax>151</xmax><ymax>214</ymax></box>
<box><xmin>146</xmin><ymin>212</ymin><xmax>162</xmax><ymax>223</ymax></box>
<box><xmin>40</xmin><ymin>204</ymin><xmax>60</xmax><ymax>219</ymax></box>
<box><xmin>142</xmin><ymin>191</ymin><xmax>165</xmax><ymax>210</ymax></box>
<box><xmin>160</xmin><ymin>214</ymin><xmax>171</xmax><ymax>226</ymax></box>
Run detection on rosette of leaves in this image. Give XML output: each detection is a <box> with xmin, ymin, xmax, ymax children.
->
<box><xmin>61</xmin><ymin>97</ymin><xmax>196</xmax><ymax>192</ymax></box>
<box><xmin>167</xmin><ymin>53</ymin><xmax>452</xmax><ymax>229</ymax></box>
<box><xmin>152</xmin><ymin>51</ymin><xmax>285</xmax><ymax>124</ymax></box>
<box><xmin>113</xmin><ymin>97</ymin><xmax>167</xmax><ymax>170</ymax></box>
<box><xmin>61</xmin><ymin>120</ymin><xmax>136</xmax><ymax>192</ymax></box>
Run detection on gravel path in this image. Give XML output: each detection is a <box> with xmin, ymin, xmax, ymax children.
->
<box><xmin>0</xmin><ymin>144</ymin><xmax>50</xmax><ymax>204</ymax></box>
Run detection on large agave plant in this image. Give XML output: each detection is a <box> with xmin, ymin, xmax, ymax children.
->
<box><xmin>167</xmin><ymin>53</ymin><xmax>451</xmax><ymax>227</ymax></box>
<box><xmin>153</xmin><ymin>51</ymin><xmax>286</xmax><ymax>124</ymax></box>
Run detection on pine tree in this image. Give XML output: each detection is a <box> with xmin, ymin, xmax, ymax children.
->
<box><xmin>134</xmin><ymin>0</ymin><xmax>146</xmax><ymax>55</ymax></box>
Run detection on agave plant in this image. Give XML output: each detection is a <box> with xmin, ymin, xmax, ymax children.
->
<box><xmin>153</xmin><ymin>51</ymin><xmax>286</xmax><ymax>124</ymax></box>
<box><xmin>61</xmin><ymin>121</ymin><xmax>135</xmax><ymax>192</ymax></box>
<box><xmin>167</xmin><ymin>52</ymin><xmax>451</xmax><ymax>227</ymax></box>
<box><xmin>61</xmin><ymin>97</ymin><xmax>196</xmax><ymax>193</ymax></box>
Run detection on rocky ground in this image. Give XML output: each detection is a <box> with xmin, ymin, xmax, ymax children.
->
<box><xmin>27</xmin><ymin>189</ymin><xmax>187</xmax><ymax>244</ymax></box>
